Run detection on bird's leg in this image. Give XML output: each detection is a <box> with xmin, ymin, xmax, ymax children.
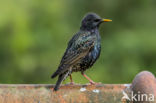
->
<box><xmin>69</xmin><ymin>75</ymin><xmax>75</xmax><ymax>85</ymax></box>
<box><xmin>81</xmin><ymin>72</ymin><xmax>95</xmax><ymax>85</ymax></box>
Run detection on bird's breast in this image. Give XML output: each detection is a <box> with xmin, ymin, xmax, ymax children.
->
<box><xmin>91</xmin><ymin>43</ymin><xmax>101</xmax><ymax>60</ymax></box>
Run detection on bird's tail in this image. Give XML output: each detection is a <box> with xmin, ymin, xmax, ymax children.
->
<box><xmin>53</xmin><ymin>72</ymin><xmax>68</xmax><ymax>91</ymax></box>
<box><xmin>51</xmin><ymin>65</ymin><xmax>69</xmax><ymax>78</ymax></box>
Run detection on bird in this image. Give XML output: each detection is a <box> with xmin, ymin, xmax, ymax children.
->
<box><xmin>51</xmin><ymin>12</ymin><xmax>112</xmax><ymax>91</ymax></box>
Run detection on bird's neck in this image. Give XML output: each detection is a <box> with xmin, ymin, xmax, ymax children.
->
<box><xmin>80</xmin><ymin>26</ymin><xmax>98</xmax><ymax>32</ymax></box>
<box><xmin>80</xmin><ymin>27</ymin><xmax>100</xmax><ymax>41</ymax></box>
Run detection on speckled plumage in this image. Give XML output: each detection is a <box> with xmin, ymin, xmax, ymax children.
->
<box><xmin>51</xmin><ymin>13</ymin><xmax>111</xmax><ymax>91</ymax></box>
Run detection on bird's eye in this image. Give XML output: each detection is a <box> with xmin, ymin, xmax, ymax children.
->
<box><xmin>88</xmin><ymin>19</ymin><xmax>92</xmax><ymax>21</ymax></box>
<box><xmin>94</xmin><ymin>19</ymin><xmax>100</xmax><ymax>22</ymax></box>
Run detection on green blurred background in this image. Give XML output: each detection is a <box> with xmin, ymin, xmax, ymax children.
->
<box><xmin>0</xmin><ymin>0</ymin><xmax>156</xmax><ymax>84</ymax></box>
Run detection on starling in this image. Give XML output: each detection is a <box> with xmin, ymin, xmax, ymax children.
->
<box><xmin>51</xmin><ymin>12</ymin><xmax>112</xmax><ymax>91</ymax></box>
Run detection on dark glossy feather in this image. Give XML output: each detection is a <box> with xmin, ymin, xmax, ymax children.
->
<box><xmin>51</xmin><ymin>31</ymin><xmax>96</xmax><ymax>78</ymax></box>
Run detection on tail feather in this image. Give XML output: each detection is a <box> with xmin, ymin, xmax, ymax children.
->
<box><xmin>53</xmin><ymin>72</ymin><xmax>69</xmax><ymax>91</ymax></box>
<box><xmin>51</xmin><ymin>65</ymin><xmax>69</xmax><ymax>78</ymax></box>
<box><xmin>51</xmin><ymin>67</ymin><xmax>63</xmax><ymax>78</ymax></box>
<box><xmin>51</xmin><ymin>71</ymin><xmax>58</xmax><ymax>78</ymax></box>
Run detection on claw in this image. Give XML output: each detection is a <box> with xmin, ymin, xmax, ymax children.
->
<box><xmin>70</xmin><ymin>82</ymin><xmax>75</xmax><ymax>85</ymax></box>
<box><xmin>90</xmin><ymin>82</ymin><xmax>101</xmax><ymax>85</ymax></box>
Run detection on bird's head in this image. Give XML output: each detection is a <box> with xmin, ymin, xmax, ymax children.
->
<box><xmin>80</xmin><ymin>13</ymin><xmax>112</xmax><ymax>31</ymax></box>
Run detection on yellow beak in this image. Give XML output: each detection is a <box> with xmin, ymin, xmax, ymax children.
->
<box><xmin>102</xmin><ymin>19</ymin><xmax>112</xmax><ymax>22</ymax></box>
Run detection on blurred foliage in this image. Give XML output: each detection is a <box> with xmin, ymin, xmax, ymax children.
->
<box><xmin>0</xmin><ymin>0</ymin><xmax>156</xmax><ymax>84</ymax></box>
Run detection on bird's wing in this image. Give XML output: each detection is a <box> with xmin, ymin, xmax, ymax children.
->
<box><xmin>52</xmin><ymin>32</ymin><xmax>96</xmax><ymax>78</ymax></box>
<box><xmin>60</xmin><ymin>33</ymin><xmax>95</xmax><ymax>65</ymax></box>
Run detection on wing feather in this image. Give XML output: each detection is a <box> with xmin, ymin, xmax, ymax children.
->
<box><xmin>51</xmin><ymin>32</ymin><xmax>95</xmax><ymax>78</ymax></box>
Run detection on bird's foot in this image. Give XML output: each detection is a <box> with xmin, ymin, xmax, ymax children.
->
<box><xmin>88</xmin><ymin>82</ymin><xmax>101</xmax><ymax>85</ymax></box>
<box><xmin>66</xmin><ymin>82</ymin><xmax>76</xmax><ymax>85</ymax></box>
<box><xmin>69</xmin><ymin>82</ymin><xmax>75</xmax><ymax>85</ymax></box>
